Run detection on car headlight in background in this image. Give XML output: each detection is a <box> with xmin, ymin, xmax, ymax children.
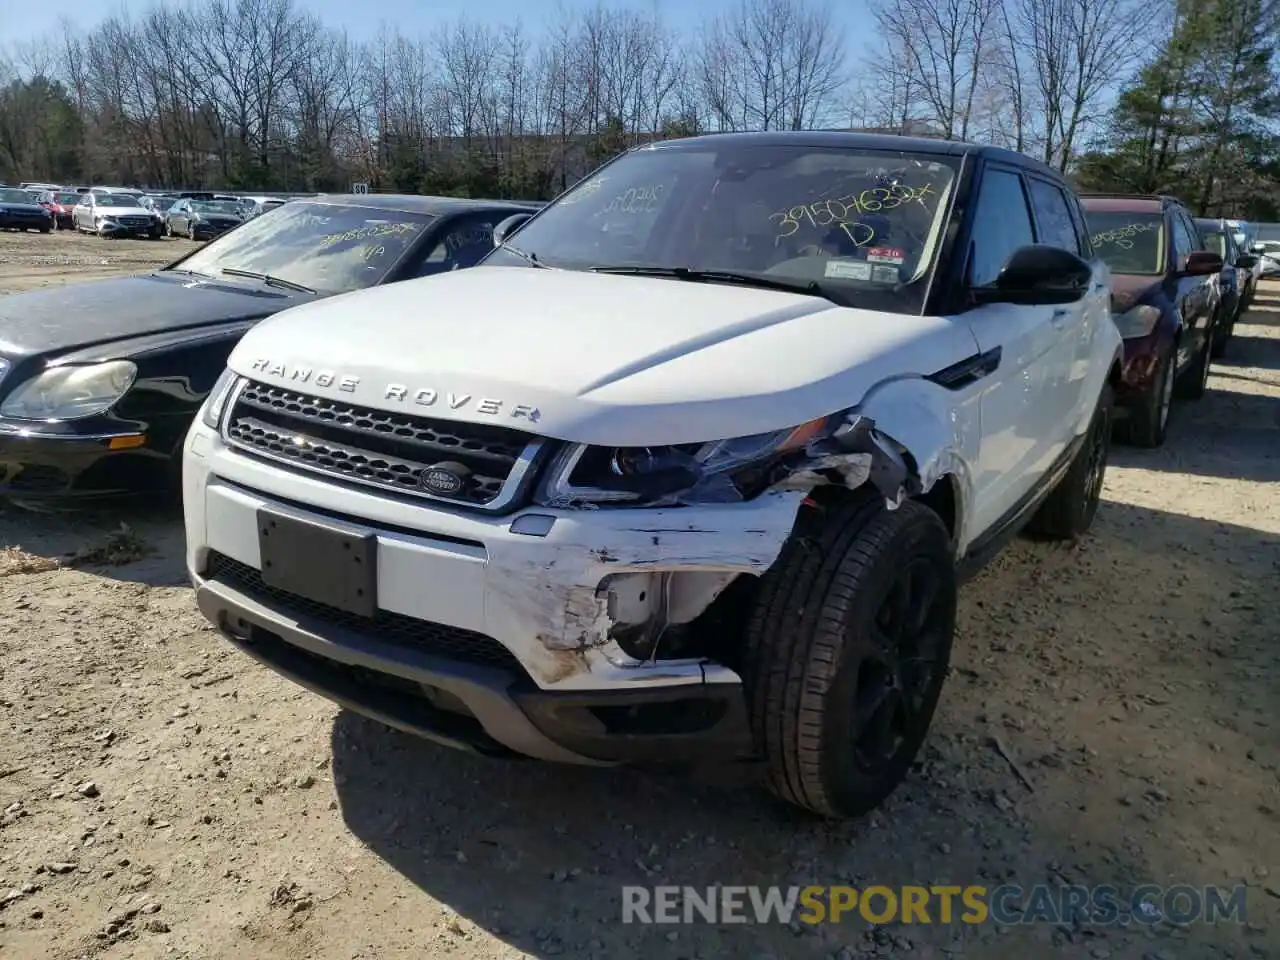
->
<box><xmin>1112</xmin><ymin>304</ymin><xmax>1162</xmax><ymax>339</ymax></box>
<box><xmin>536</xmin><ymin>418</ymin><xmax>834</xmax><ymax>507</ymax></box>
<box><xmin>0</xmin><ymin>360</ymin><xmax>137</xmax><ymax>420</ymax></box>
<box><xmin>199</xmin><ymin>369</ymin><xmax>239</xmax><ymax>429</ymax></box>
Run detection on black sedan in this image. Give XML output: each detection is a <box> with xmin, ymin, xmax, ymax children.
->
<box><xmin>0</xmin><ymin>187</ymin><xmax>54</xmax><ymax>232</ymax></box>
<box><xmin>0</xmin><ymin>194</ymin><xmax>541</xmax><ymax>504</ymax></box>
<box><xmin>164</xmin><ymin>198</ymin><xmax>245</xmax><ymax>240</ymax></box>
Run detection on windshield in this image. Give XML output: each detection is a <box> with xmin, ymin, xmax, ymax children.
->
<box><xmin>191</xmin><ymin>200</ymin><xmax>242</xmax><ymax>216</ymax></box>
<box><xmin>1196</xmin><ymin>228</ymin><xmax>1226</xmax><ymax>259</ymax></box>
<box><xmin>96</xmin><ymin>194</ymin><xmax>142</xmax><ymax>208</ymax></box>
<box><xmin>1084</xmin><ymin>211</ymin><xmax>1165</xmax><ymax>275</ymax></box>
<box><xmin>0</xmin><ymin>188</ymin><xmax>33</xmax><ymax>203</ymax></box>
<box><xmin>173</xmin><ymin>201</ymin><xmax>434</xmax><ymax>294</ymax></box>
<box><xmin>493</xmin><ymin>143</ymin><xmax>960</xmax><ymax>314</ymax></box>
<box><xmin>54</xmin><ymin>192</ymin><xmax>80</xmax><ymax>204</ymax></box>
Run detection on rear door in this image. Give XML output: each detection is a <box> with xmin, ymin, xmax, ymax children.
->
<box><xmin>1169</xmin><ymin>207</ymin><xmax>1213</xmax><ymax>368</ymax></box>
<box><xmin>958</xmin><ymin>164</ymin><xmax>1064</xmax><ymax>539</ymax></box>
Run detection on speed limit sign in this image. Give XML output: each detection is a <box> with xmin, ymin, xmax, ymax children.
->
<box><xmin>352</xmin><ymin>182</ymin><xmax>369</xmax><ymax>195</ymax></box>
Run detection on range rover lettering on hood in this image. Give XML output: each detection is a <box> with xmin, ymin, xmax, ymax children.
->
<box><xmin>248</xmin><ymin>357</ymin><xmax>541</xmax><ymax>421</ymax></box>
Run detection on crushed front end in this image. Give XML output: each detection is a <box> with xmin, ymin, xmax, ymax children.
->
<box><xmin>184</xmin><ymin>373</ymin><xmax>908</xmax><ymax>767</ymax></box>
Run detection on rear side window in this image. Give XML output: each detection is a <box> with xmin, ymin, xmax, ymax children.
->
<box><xmin>968</xmin><ymin>169</ymin><xmax>1034</xmax><ymax>288</ymax></box>
<box><xmin>1027</xmin><ymin>179</ymin><xmax>1081</xmax><ymax>254</ymax></box>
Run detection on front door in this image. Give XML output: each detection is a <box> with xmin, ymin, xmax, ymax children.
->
<box><xmin>959</xmin><ymin>165</ymin><xmax>1068</xmax><ymax>539</ymax></box>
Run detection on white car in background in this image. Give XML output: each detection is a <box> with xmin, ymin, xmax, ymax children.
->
<box><xmin>1251</xmin><ymin>239</ymin><xmax>1280</xmax><ymax>277</ymax></box>
<box><xmin>183</xmin><ymin>133</ymin><xmax>1123</xmax><ymax>819</ymax></box>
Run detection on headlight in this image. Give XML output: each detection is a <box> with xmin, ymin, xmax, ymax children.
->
<box><xmin>536</xmin><ymin>419</ymin><xmax>833</xmax><ymax>507</ymax></box>
<box><xmin>200</xmin><ymin>369</ymin><xmax>239</xmax><ymax>429</ymax></box>
<box><xmin>0</xmin><ymin>361</ymin><xmax>137</xmax><ymax>420</ymax></box>
<box><xmin>1112</xmin><ymin>304</ymin><xmax>1162</xmax><ymax>338</ymax></box>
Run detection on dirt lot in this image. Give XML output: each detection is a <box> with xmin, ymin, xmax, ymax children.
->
<box><xmin>0</xmin><ymin>228</ymin><xmax>1277</xmax><ymax>960</ymax></box>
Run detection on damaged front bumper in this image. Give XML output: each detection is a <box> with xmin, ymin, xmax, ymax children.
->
<box><xmin>183</xmin><ymin>424</ymin><xmax>818</xmax><ymax>765</ymax></box>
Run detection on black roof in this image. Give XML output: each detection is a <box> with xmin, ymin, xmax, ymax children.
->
<box><xmin>638</xmin><ymin>130</ymin><xmax>1068</xmax><ymax>179</ymax></box>
<box><xmin>307</xmin><ymin>194</ymin><xmax>543</xmax><ymax>215</ymax></box>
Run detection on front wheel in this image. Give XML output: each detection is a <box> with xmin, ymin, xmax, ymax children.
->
<box><xmin>1027</xmin><ymin>384</ymin><xmax>1112</xmax><ymax>541</ymax></box>
<box><xmin>742</xmin><ymin>494</ymin><xmax>956</xmax><ymax>819</ymax></box>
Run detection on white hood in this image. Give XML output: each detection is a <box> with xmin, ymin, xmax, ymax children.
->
<box><xmin>228</xmin><ymin>266</ymin><xmax>979</xmax><ymax>446</ymax></box>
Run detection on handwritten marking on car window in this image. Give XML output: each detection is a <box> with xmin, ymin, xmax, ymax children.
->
<box><xmin>601</xmin><ymin>185</ymin><xmax>665</xmax><ymax>214</ymax></box>
<box><xmin>770</xmin><ymin>183</ymin><xmax>937</xmax><ymax>245</ymax></box>
<box><xmin>359</xmin><ymin>244</ymin><xmax>387</xmax><ymax>261</ymax></box>
<box><xmin>771</xmin><ymin>207</ymin><xmax>877</xmax><ymax>247</ymax></box>
<box><xmin>444</xmin><ymin>226</ymin><xmax>493</xmax><ymax>252</ymax></box>
<box><xmin>560</xmin><ymin>177</ymin><xmax>607</xmax><ymax>205</ymax></box>
<box><xmin>317</xmin><ymin>222</ymin><xmax>419</xmax><ymax>249</ymax></box>
<box><xmin>1090</xmin><ymin>222</ymin><xmax>1159</xmax><ymax>250</ymax></box>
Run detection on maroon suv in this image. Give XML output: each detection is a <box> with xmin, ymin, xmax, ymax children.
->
<box><xmin>1081</xmin><ymin>194</ymin><xmax>1223</xmax><ymax>447</ymax></box>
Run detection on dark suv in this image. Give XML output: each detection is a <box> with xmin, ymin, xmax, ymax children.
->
<box><xmin>1081</xmin><ymin>194</ymin><xmax>1223</xmax><ymax>448</ymax></box>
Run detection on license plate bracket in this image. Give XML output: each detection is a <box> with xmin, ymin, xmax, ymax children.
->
<box><xmin>257</xmin><ymin>508</ymin><xmax>377</xmax><ymax>618</ymax></box>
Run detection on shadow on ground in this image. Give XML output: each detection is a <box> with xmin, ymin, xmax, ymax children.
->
<box><xmin>0</xmin><ymin>497</ymin><xmax>186</xmax><ymax>586</ymax></box>
<box><xmin>331</xmin><ymin>497</ymin><xmax>1279</xmax><ymax>960</ymax></box>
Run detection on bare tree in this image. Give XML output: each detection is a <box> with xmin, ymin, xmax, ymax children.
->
<box><xmin>694</xmin><ymin>0</ymin><xmax>846</xmax><ymax>131</ymax></box>
<box><xmin>870</xmin><ymin>0</ymin><xmax>1002</xmax><ymax>139</ymax></box>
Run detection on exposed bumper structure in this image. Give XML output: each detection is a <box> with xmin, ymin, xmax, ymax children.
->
<box><xmin>184</xmin><ymin>424</ymin><xmax>808</xmax><ymax>764</ymax></box>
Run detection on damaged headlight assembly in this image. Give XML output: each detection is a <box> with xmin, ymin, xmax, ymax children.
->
<box><xmin>534</xmin><ymin>413</ymin><xmax>916</xmax><ymax>509</ymax></box>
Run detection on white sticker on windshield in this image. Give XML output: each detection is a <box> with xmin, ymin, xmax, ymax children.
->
<box><xmin>871</xmin><ymin>265</ymin><xmax>899</xmax><ymax>284</ymax></box>
<box><xmin>825</xmin><ymin>259</ymin><xmax>872</xmax><ymax>280</ymax></box>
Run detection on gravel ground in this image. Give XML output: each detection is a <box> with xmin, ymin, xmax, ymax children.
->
<box><xmin>0</xmin><ymin>229</ymin><xmax>1277</xmax><ymax>960</ymax></box>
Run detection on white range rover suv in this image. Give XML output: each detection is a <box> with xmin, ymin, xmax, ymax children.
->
<box><xmin>183</xmin><ymin>133</ymin><xmax>1123</xmax><ymax>818</ymax></box>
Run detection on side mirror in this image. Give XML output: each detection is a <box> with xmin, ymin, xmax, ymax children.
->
<box><xmin>1235</xmin><ymin>254</ymin><xmax>1259</xmax><ymax>270</ymax></box>
<box><xmin>1181</xmin><ymin>250</ymin><xmax>1223</xmax><ymax>276</ymax></box>
<box><xmin>972</xmin><ymin>244</ymin><xmax>1093</xmax><ymax>306</ymax></box>
<box><xmin>492</xmin><ymin>212</ymin><xmax>533</xmax><ymax>248</ymax></box>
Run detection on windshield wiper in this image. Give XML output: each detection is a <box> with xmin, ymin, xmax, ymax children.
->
<box><xmin>163</xmin><ymin>267</ymin><xmax>218</xmax><ymax>280</ymax></box>
<box><xmin>589</xmin><ymin>266</ymin><xmax>840</xmax><ymax>303</ymax></box>
<box><xmin>220</xmin><ymin>267</ymin><xmax>317</xmax><ymax>294</ymax></box>
<box><xmin>499</xmin><ymin>243</ymin><xmax>546</xmax><ymax>268</ymax></box>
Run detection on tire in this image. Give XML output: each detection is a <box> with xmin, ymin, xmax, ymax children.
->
<box><xmin>741</xmin><ymin>493</ymin><xmax>957</xmax><ymax>819</ymax></box>
<box><xmin>1116</xmin><ymin>346</ymin><xmax>1174</xmax><ymax>448</ymax></box>
<box><xmin>1026</xmin><ymin>384</ymin><xmax>1113</xmax><ymax>541</ymax></box>
<box><xmin>1176</xmin><ymin>330</ymin><xmax>1212</xmax><ymax>400</ymax></box>
<box><xmin>39</xmin><ymin>224</ymin><xmax>50</xmax><ymax>234</ymax></box>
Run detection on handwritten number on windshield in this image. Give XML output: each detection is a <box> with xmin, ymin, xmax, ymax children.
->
<box><xmin>771</xmin><ymin>183</ymin><xmax>936</xmax><ymax>242</ymax></box>
<box><xmin>1090</xmin><ymin>222</ymin><xmax>1158</xmax><ymax>250</ymax></box>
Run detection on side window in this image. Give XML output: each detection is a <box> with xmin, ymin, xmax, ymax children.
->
<box><xmin>408</xmin><ymin>217</ymin><xmax>496</xmax><ymax>278</ymax></box>
<box><xmin>1027</xmin><ymin>178</ymin><xmax>1081</xmax><ymax>254</ymax></box>
<box><xmin>968</xmin><ymin>169</ymin><xmax>1035</xmax><ymax>288</ymax></box>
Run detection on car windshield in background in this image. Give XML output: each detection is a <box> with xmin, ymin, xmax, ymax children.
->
<box><xmin>1085</xmin><ymin>211</ymin><xmax>1165</xmax><ymax>275</ymax></box>
<box><xmin>173</xmin><ymin>201</ymin><xmax>434</xmax><ymax>294</ymax></box>
<box><xmin>96</xmin><ymin>195</ymin><xmax>142</xmax><ymax>208</ymax></box>
<box><xmin>191</xmin><ymin>200</ymin><xmax>242</xmax><ymax>216</ymax></box>
<box><xmin>503</xmin><ymin>143</ymin><xmax>960</xmax><ymax>314</ymax></box>
<box><xmin>0</xmin><ymin>188</ymin><xmax>34</xmax><ymax>203</ymax></box>
<box><xmin>54</xmin><ymin>192</ymin><xmax>80</xmax><ymax>204</ymax></box>
<box><xmin>1199</xmin><ymin>230</ymin><xmax>1228</xmax><ymax>259</ymax></box>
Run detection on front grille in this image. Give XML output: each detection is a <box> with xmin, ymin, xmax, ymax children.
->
<box><xmin>224</xmin><ymin>380</ymin><xmax>539</xmax><ymax>508</ymax></box>
<box><xmin>205</xmin><ymin>551</ymin><xmax>525</xmax><ymax>673</ymax></box>
<box><xmin>117</xmin><ymin>215</ymin><xmax>151</xmax><ymax>227</ymax></box>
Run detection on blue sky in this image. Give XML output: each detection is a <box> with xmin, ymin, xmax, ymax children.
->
<box><xmin>5</xmin><ymin>0</ymin><xmax>869</xmax><ymax>44</ymax></box>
